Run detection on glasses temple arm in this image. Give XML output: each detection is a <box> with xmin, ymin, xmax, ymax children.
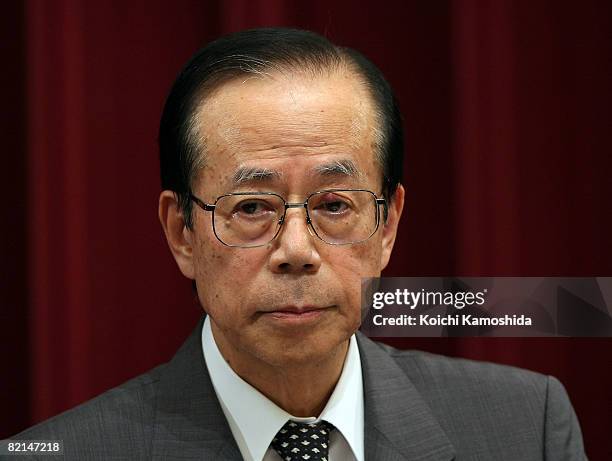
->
<box><xmin>376</xmin><ymin>197</ymin><xmax>388</xmax><ymax>222</ymax></box>
<box><xmin>189</xmin><ymin>193</ymin><xmax>215</xmax><ymax>212</ymax></box>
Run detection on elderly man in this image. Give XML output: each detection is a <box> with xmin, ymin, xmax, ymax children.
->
<box><xmin>8</xmin><ymin>28</ymin><xmax>586</xmax><ymax>461</ymax></box>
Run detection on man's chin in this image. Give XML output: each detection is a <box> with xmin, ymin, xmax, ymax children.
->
<box><xmin>250</xmin><ymin>334</ymin><xmax>351</xmax><ymax>369</ymax></box>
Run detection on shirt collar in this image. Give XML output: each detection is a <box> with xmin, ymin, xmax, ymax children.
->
<box><xmin>202</xmin><ymin>315</ymin><xmax>364</xmax><ymax>461</ymax></box>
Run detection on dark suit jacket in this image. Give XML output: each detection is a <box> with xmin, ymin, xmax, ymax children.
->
<box><xmin>7</xmin><ymin>318</ymin><xmax>587</xmax><ymax>460</ymax></box>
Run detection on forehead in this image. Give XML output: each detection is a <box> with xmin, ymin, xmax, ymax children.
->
<box><xmin>192</xmin><ymin>70</ymin><xmax>382</xmax><ymax>193</ymax></box>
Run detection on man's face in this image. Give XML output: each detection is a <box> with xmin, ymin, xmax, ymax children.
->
<box><xmin>167</xmin><ymin>70</ymin><xmax>403</xmax><ymax>372</ymax></box>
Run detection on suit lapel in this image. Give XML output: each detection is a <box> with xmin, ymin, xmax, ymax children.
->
<box><xmin>151</xmin><ymin>317</ymin><xmax>242</xmax><ymax>461</ymax></box>
<box><xmin>357</xmin><ymin>332</ymin><xmax>456</xmax><ymax>461</ymax></box>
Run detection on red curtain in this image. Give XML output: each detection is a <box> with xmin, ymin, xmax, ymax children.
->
<box><xmin>2</xmin><ymin>1</ymin><xmax>611</xmax><ymax>458</ymax></box>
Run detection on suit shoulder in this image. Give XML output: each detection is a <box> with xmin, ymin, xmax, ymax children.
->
<box><xmin>375</xmin><ymin>340</ymin><xmax>549</xmax><ymax>399</ymax></box>
<box><xmin>11</xmin><ymin>364</ymin><xmax>166</xmax><ymax>457</ymax></box>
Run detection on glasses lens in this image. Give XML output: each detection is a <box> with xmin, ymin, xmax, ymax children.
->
<box><xmin>308</xmin><ymin>190</ymin><xmax>378</xmax><ymax>244</ymax></box>
<box><xmin>214</xmin><ymin>194</ymin><xmax>284</xmax><ymax>247</ymax></box>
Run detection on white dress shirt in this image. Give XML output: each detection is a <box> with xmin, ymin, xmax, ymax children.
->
<box><xmin>202</xmin><ymin>316</ymin><xmax>364</xmax><ymax>461</ymax></box>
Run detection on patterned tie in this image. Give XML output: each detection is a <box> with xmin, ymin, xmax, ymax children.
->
<box><xmin>271</xmin><ymin>420</ymin><xmax>336</xmax><ymax>461</ymax></box>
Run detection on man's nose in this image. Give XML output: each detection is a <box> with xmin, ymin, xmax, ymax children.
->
<box><xmin>268</xmin><ymin>208</ymin><xmax>322</xmax><ymax>274</ymax></box>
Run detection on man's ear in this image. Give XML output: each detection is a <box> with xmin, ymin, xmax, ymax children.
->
<box><xmin>158</xmin><ymin>190</ymin><xmax>196</xmax><ymax>279</ymax></box>
<box><xmin>380</xmin><ymin>184</ymin><xmax>405</xmax><ymax>271</ymax></box>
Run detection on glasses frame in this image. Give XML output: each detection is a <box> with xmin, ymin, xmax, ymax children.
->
<box><xmin>189</xmin><ymin>188</ymin><xmax>388</xmax><ymax>248</ymax></box>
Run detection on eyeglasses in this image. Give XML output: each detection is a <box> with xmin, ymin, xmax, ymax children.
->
<box><xmin>189</xmin><ymin>189</ymin><xmax>388</xmax><ymax>248</ymax></box>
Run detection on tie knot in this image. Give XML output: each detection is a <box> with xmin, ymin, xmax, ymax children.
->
<box><xmin>271</xmin><ymin>420</ymin><xmax>335</xmax><ymax>461</ymax></box>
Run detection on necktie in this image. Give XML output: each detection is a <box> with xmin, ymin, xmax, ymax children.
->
<box><xmin>271</xmin><ymin>420</ymin><xmax>335</xmax><ymax>461</ymax></box>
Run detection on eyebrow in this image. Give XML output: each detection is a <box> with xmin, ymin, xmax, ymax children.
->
<box><xmin>231</xmin><ymin>159</ymin><xmax>363</xmax><ymax>186</ymax></box>
<box><xmin>313</xmin><ymin>159</ymin><xmax>363</xmax><ymax>180</ymax></box>
<box><xmin>232</xmin><ymin>167</ymin><xmax>282</xmax><ymax>185</ymax></box>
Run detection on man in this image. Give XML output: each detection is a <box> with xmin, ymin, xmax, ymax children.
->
<box><xmin>8</xmin><ymin>28</ymin><xmax>586</xmax><ymax>460</ymax></box>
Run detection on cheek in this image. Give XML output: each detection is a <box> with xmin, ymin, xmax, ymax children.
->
<box><xmin>191</xmin><ymin>232</ymin><xmax>264</xmax><ymax>316</ymax></box>
<box><xmin>192</xmin><ymin>245</ymin><xmax>225</xmax><ymax>313</ymax></box>
<box><xmin>325</xmin><ymin>242</ymin><xmax>383</xmax><ymax>311</ymax></box>
<box><xmin>340</xmin><ymin>238</ymin><xmax>383</xmax><ymax>278</ymax></box>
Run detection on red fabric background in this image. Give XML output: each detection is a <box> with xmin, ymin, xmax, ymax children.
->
<box><xmin>2</xmin><ymin>1</ymin><xmax>611</xmax><ymax>458</ymax></box>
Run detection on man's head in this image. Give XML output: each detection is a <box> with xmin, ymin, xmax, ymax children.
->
<box><xmin>158</xmin><ymin>28</ymin><xmax>405</xmax><ymax>374</ymax></box>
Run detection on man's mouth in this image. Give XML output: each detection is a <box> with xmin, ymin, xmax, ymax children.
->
<box><xmin>269</xmin><ymin>305</ymin><xmax>324</xmax><ymax>314</ymax></box>
<box><xmin>260</xmin><ymin>305</ymin><xmax>334</xmax><ymax>322</ymax></box>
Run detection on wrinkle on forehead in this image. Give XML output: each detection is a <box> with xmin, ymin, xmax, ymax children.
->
<box><xmin>192</xmin><ymin>71</ymin><xmax>378</xmax><ymax>165</ymax></box>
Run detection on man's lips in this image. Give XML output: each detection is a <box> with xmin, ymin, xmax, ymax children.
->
<box><xmin>263</xmin><ymin>305</ymin><xmax>327</xmax><ymax>314</ymax></box>
<box><xmin>259</xmin><ymin>305</ymin><xmax>334</xmax><ymax>322</ymax></box>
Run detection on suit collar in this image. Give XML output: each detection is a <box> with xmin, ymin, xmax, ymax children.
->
<box><xmin>356</xmin><ymin>332</ymin><xmax>456</xmax><ymax>461</ymax></box>
<box><xmin>151</xmin><ymin>317</ymin><xmax>242</xmax><ymax>460</ymax></box>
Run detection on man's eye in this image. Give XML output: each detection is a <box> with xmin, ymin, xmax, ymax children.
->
<box><xmin>318</xmin><ymin>200</ymin><xmax>349</xmax><ymax>213</ymax></box>
<box><xmin>236</xmin><ymin>201</ymin><xmax>272</xmax><ymax>216</ymax></box>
